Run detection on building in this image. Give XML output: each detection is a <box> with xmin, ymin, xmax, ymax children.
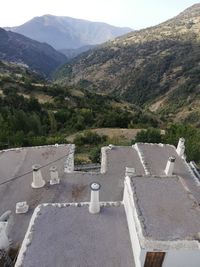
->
<box><xmin>0</xmin><ymin>143</ymin><xmax>145</xmax><ymax>244</ymax></box>
<box><xmin>13</xmin><ymin>139</ymin><xmax>200</xmax><ymax>267</ymax></box>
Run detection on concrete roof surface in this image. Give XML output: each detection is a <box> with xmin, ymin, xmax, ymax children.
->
<box><xmin>17</xmin><ymin>204</ymin><xmax>134</xmax><ymax>267</ymax></box>
<box><xmin>0</xmin><ymin>144</ymin><xmax>72</xmax><ymax>243</ymax></box>
<box><xmin>136</xmin><ymin>143</ymin><xmax>200</xmax><ymax>202</ymax></box>
<box><xmin>0</xmin><ymin>145</ymin><xmax>70</xmax><ymax>184</ymax></box>
<box><xmin>0</xmin><ymin>145</ymin><xmax>144</xmax><ymax>244</ymax></box>
<box><xmin>131</xmin><ymin>176</ymin><xmax>200</xmax><ymax>241</ymax></box>
<box><xmin>1</xmin><ymin>143</ymin><xmax>200</xmax><ymax>246</ymax></box>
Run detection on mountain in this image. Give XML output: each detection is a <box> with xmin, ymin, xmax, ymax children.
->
<box><xmin>6</xmin><ymin>15</ymin><xmax>132</xmax><ymax>50</ymax></box>
<box><xmin>55</xmin><ymin>4</ymin><xmax>200</xmax><ymax>126</ymax></box>
<box><xmin>0</xmin><ymin>28</ymin><xmax>67</xmax><ymax>77</ymax></box>
<box><xmin>59</xmin><ymin>44</ymin><xmax>97</xmax><ymax>59</ymax></box>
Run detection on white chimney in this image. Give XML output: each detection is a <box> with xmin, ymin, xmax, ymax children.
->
<box><xmin>31</xmin><ymin>164</ymin><xmax>45</xmax><ymax>188</ymax></box>
<box><xmin>165</xmin><ymin>156</ymin><xmax>176</xmax><ymax>176</ymax></box>
<box><xmin>176</xmin><ymin>137</ymin><xmax>185</xmax><ymax>157</ymax></box>
<box><xmin>89</xmin><ymin>182</ymin><xmax>101</xmax><ymax>214</ymax></box>
<box><xmin>50</xmin><ymin>166</ymin><xmax>60</xmax><ymax>185</ymax></box>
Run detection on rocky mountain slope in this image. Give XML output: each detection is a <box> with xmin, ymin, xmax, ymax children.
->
<box><xmin>55</xmin><ymin>4</ymin><xmax>200</xmax><ymax>126</ymax></box>
<box><xmin>6</xmin><ymin>15</ymin><xmax>132</xmax><ymax>50</ymax></box>
<box><xmin>0</xmin><ymin>28</ymin><xmax>67</xmax><ymax>77</ymax></box>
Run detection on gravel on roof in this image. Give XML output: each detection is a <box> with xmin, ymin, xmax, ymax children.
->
<box><xmin>0</xmin><ymin>146</ymin><xmax>144</xmax><ymax>244</ymax></box>
<box><xmin>19</xmin><ymin>205</ymin><xmax>134</xmax><ymax>267</ymax></box>
<box><xmin>131</xmin><ymin>176</ymin><xmax>200</xmax><ymax>241</ymax></box>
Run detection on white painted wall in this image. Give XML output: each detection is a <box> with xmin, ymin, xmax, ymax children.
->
<box><xmin>123</xmin><ymin>176</ymin><xmax>144</xmax><ymax>267</ymax></box>
<box><xmin>162</xmin><ymin>250</ymin><xmax>200</xmax><ymax>267</ymax></box>
<box><xmin>64</xmin><ymin>144</ymin><xmax>75</xmax><ymax>173</ymax></box>
<box><xmin>100</xmin><ymin>147</ymin><xmax>108</xmax><ymax>174</ymax></box>
<box><xmin>123</xmin><ymin>176</ymin><xmax>200</xmax><ymax>267</ymax></box>
<box><xmin>0</xmin><ymin>222</ymin><xmax>9</xmax><ymax>250</ymax></box>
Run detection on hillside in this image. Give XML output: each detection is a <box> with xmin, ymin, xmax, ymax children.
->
<box><xmin>59</xmin><ymin>44</ymin><xmax>97</xmax><ymax>59</ymax></box>
<box><xmin>0</xmin><ymin>60</ymin><xmax>159</xmax><ymax>149</ymax></box>
<box><xmin>55</xmin><ymin>4</ymin><xmax>200</xmax><ymax>126</ymax></box>
<box><xmin>6</xmin><ymin>15</ymin><xmax>132</xmax><ymax>50</ymax></box>
<box><xmin>0</xmin><ymin>28</ymin><xmax>67</xmax><ymax>77</ymax></box>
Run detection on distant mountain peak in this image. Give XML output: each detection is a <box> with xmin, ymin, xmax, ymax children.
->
<box><xmin>5</xmin><ymin>15</ymin><xmax>132</xmax><ymax>50</ymax></box>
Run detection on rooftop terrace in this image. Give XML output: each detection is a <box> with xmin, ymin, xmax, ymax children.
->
<box><xmin>15</xmin><ymin>204</ymin><xmax>134</xmax><ymax>267</ymax></box>
<box><xmin>0</xmin><ymin>145</ymin><xmax>144</xmax><ymax>243</ymax></box>
<box><xmin>131</xmin><ymin>176</ymin><xmax>200</xmax><ymax>241</ymax></box>
<box><xmin>0</xmin><ymin>142</ymin><xmax>199</xmax><ymax>248</ymax></box>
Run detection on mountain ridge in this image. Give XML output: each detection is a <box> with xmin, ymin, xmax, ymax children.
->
<box><xmin>0</xmin><ymin>28</ymin><xmax>67</xmax><ymax>77</ymax></box>
<box><xmin>5</xmin><ymin>15</ymin><xmax>132</xmax><ymax>50</ymax></box>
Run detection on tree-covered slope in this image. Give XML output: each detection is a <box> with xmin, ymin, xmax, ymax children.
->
<box><xmin>0</xmin><ymin>60</ymin><xmax>158</xmax><ymax>149</ymax></box>
<box><xmin>0</xmin><ymin>28</ymin><xmax>67</xmax><ymax>77</ymax></box>
<box><xmin>55</xmin><ymin>4</ymin><xmax>200</xmax><ymax>125</ymax></box>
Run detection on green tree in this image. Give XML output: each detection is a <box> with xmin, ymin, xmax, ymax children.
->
<box><xmin>89</xmin><ymin>146</ymin><xmax>101</xmax><ymax>163</ymax></box>
<box><xmin>133</xmin><ymin>128</ymin><xmax>162</xmax><ymax>144</ymax></box>
<box><xmin>48</xmin><ymin>111</ymin><xmax>57</xmax><ymax>133</ymax></box>
<box><xmin>29</xmin><ymin>114</ymin><xmax>42</xmax><ymax>135</ymax></box>
<box><xmin>164</xmin><ymin>123</ymin><xmax>200</xmax><ymax>162</ymax></box>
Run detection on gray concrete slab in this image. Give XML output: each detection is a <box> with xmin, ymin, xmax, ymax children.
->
<box><xmin>0</xmin><ymin>145</ymin><xmax>70</xmax><ymax>243</ymax></box>
<box><xmin>19</xmin><ymin>205</ymin><xmax>135</xmax><ymax>267</ymax></box>
<box><xmin>0</xmin><ymin>145</ymin><xmax>144</xmax><ymax>244</ymax></box>
<box><xmin>131</xmin><ymin>176</ymin><xmax>200</xmax><ymax>241</ymax></box>
<box><xmin>1</xmin><ymin>143</ymin><xmax>199</xmax><ymax>246</ymax></box>
<box><xmin>105</xmin><ymin>146</ymin><xmax>145</xmax><ymax>176</ymax></box>
<box><xmin>137</xmin><ymin>143</ymin><xmax>200</xmax><ymax>202</ymax></box>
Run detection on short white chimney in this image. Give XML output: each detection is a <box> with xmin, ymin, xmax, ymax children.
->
<box><xmin>176</xmin><ymin>137</ymin><xmax>185</xmax><ymax>157</ymax></box>
<box><xmin>165</xmin><ymin>156</ymin><xmax>176</xmax><ymax>176</ymax></box>
<box><xmin>89</xmin><ymin>182</ymin><xmax>101</xmax><ymax>214</ymax></box>
<box><xmin>108</xmin><ymin>144</ymin><xmax>113</xmax><ymax>150</ymax></box>
<box><xmin>50</xmin><ymin>166</ymin><xmax>60</xmax><ymax>185</ymax></box>
<box><xmin>31</xmin><ymin>164</ymin><xmax>45</xmax><ymax>188</ymax></box>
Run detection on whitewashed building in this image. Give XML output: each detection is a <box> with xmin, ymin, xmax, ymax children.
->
<box><xmin>14</xmin><ymin>139</ymin><xmax>200</xmax><ymax>267</ymax></box>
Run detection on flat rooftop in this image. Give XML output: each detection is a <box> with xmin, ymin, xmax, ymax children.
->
<box><xmin>0</xmin><ymin>143</ymin><xmax>200</xmax><ymax>246</ymax></box>
<box><xmin>131</xmin><ymin>176</ymin><xmax>200</xmax><ymax>241</ymax></box>
<box><xmin>135</xmin><ymin>143</ymin><xmax>200</xmax><ymax>202</ymax></box>
<box><xmin>0</xmin><ymin>145</ymin><xmax>144</xmax><ymax>243</ymax></box>
<box><xmin>15</xmin><ymin>204</ymin><xmax>134</xmax><ymax>267</ymax></box>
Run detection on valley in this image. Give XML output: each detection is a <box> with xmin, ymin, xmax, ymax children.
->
<box><xmin>1</xmin><ymin>2</ymin><xmax>200</xmax><ymax>266</ymax></box>
<box><xmin>55</xmin><ymin>4</ymin><xmax>200</xmax><ymax>127</ymax></box>
<box><xmin>0</xmin><ymin>60</ymin><xmax>158</xmax><ymax>148</ymax></box>
<box><xmin>0</xmin><ymin>4</ymin><xmax>200</xmax><ymax>165</ymax></box>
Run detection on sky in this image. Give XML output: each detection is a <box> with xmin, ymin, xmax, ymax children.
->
<box><xmin>0</xmin><ymin>0</ymin><xmax>199</xmax><ymax>29</ymax></box>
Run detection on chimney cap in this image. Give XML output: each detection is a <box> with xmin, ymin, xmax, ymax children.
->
<box><xmin>50</xmin><ymin>166</ymin><xmax>57</xmax><ymax>172</ymax></box>
<box><xmin>90</xmin><ymin>182</ymin><xmax>101</xmax><ymax>191</ymax></box>
<box><xmin>32</xmin><ymin>164</ymin><xmax>41</xmax><ymax>171</ymax></box>
<box><xmin>169</xmin><ymin>156</ymin><xmax>176</xmax><ymax>162</ymax></box>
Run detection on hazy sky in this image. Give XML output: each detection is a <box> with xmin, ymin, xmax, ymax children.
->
<box><xmin>1</xmin><ymin>0</ymin><xmax>199</xmax><ymax>29</ymax></box>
